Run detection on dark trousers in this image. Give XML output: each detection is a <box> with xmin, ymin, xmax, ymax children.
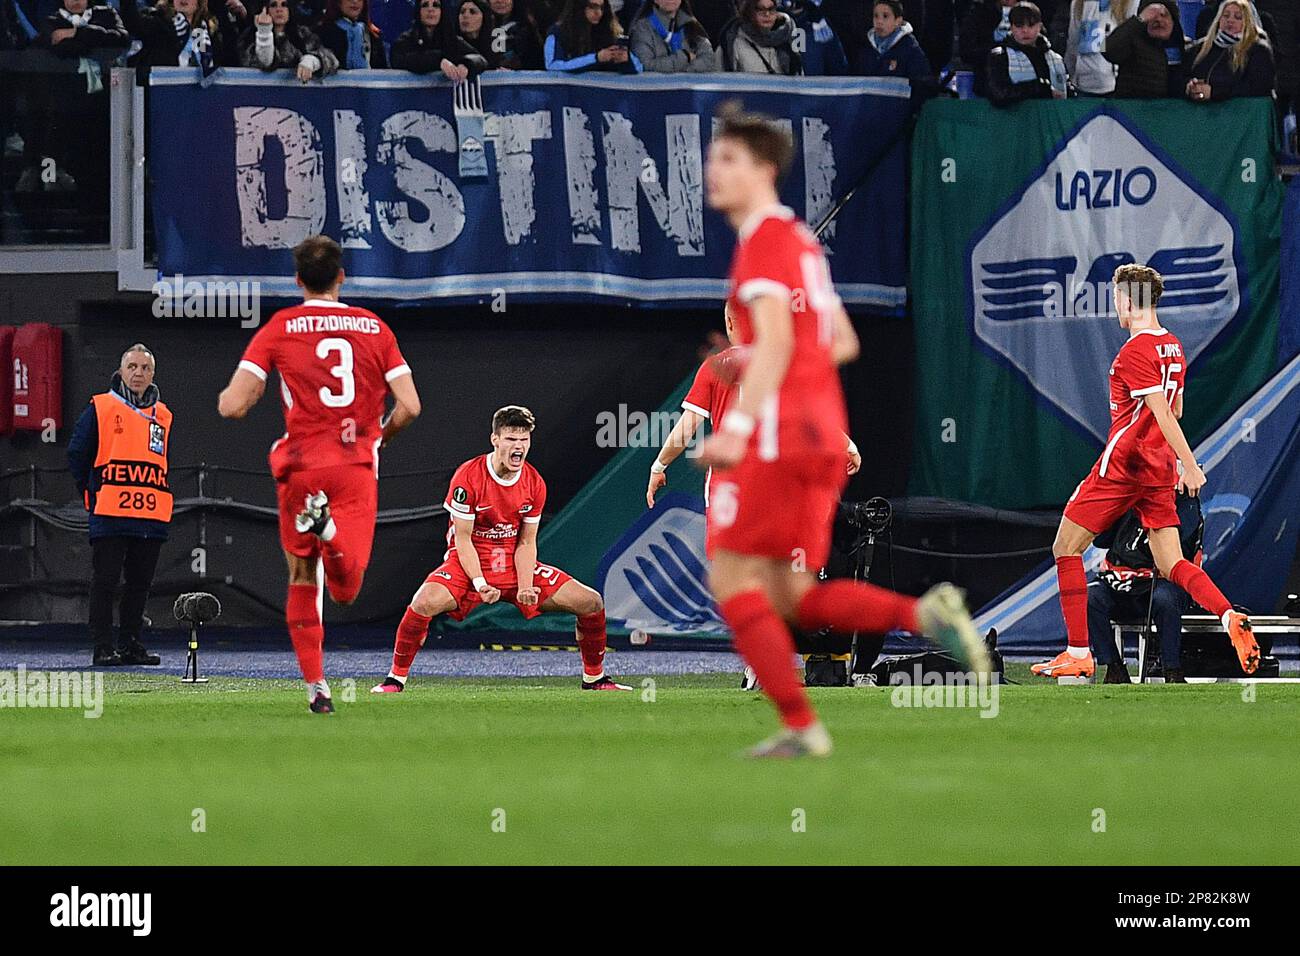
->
<box><xmin>1087</xmin><ymin>580</ymin><xmax>1187</xmax><ymax>670</ymax></box>
<box><xmin>89</xmin><ymin>536</ymin><xmax>164</xmax><ymax>648</ymax></box>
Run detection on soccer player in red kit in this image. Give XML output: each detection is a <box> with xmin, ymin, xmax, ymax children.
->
<box><xmin>218</xmin><ymin>236</ymin><xmax>422</xmax><ymax>713</ymax></box>
<box><xmin>697</xmin><ymin>107</ymin><xmax>990</xmax><ymax>758</ymax></box>
<box><xmin>372</xmin><ymin>405</ymin><xmax>630</xmax><ymax>693</ymax></box>
<box><xmin>646</xmin><ymin>303</ymin><xmax>862</xmax><ymax>510</ymax></box>
<box><xmin>1033</xmin><ymin>264</ymin><xmax>1259</xmax><ymax>679</ymax></box>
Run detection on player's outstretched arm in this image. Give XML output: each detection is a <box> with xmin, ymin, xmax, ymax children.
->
<box><xmin>830</xmin><ymin>304</ymin><xmax>859</xmax><ymax>366</ymax></box>
<box><xmin>381</xmin><ymin>372</ymin><xmax>422</xmax><ymax>447</ymax></box>
<box><xmin>217</xmin><ymin>368</ymin><xmax>266</xmax><ymax>419</ymax></box>
<box><xmin>1144</xmin><ymin>390</ymin><xmax>1205</xmax><ymax>495</ymax></box>
<box><xmin>648</xmin><ymin>408</ymin><xmax>704</xmax><ymax>507</ymax></box>
<box><xmin>453</xmin><ymin>517</ymin><xmax>500</xmax><ymax>604</ymax></box>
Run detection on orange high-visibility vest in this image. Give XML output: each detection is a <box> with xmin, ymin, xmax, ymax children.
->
<box><xmin>87</xmin><ymin>392</ymin><xmax>173</xmax><ymax>523</ymax></box>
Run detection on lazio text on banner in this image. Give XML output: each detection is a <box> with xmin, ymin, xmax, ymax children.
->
<box><xmin>147</xmin><ymin>68</ymin><xmax>911</xmax><ymax>309</ymax></box>
<box><xmin>909</xmin><ymin>98</ymin><xmax>1283</xmax><ymax>509</ymax></box>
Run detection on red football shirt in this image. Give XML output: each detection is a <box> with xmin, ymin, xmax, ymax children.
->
<box><xmin>442</xmin><ymin>454</ymin><xmax>547</xmax><ymax>584</ymax></box>
<box><xmin>1097</xmin><ymin>328</ymin><xmax>1185</xmax><ymax>486</ymax></box>
<box><xmin>239</xmin><ymin>299</ymin><xmax>410</xmax><ymax>478</ymax></box>
<box><xmin>725</xmin><ymin>205</ymin><xmax>847</xmax><ymax>460</ymax></box>
<box><xmin>682</xmin><ymin>348</ymin><xmax>739</xmax><ymax>425</ymax></box>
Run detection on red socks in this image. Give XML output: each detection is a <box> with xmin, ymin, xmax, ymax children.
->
<box><xmin>720</xmin><ymin>590</ymin><xmax>815</xmax><ymax>731</ymax></box>
<box><xmin>576</xmin><ymin>610</ymin><xmax>608</xmax><ymax>679</ymax></box>
<box><xmin>1168</xmin><ymin>558</ymin><xmax>1231</xmax><ymax>617</ymax></box>
<box><xmin>286</xmin><ymin>583</ymin><xmax>324</xmax><ymax>685</ymax></box>
<box><xmin>391</xmin><ymin>606</ymin><xmax>433</xmax><ymax>679</ymax></box>
<box><xmin>795</xmin><ymin>579</ymin><xmax>919</xmax><ymax>635</ymax></box>
<box><xmin>1055</xmin><ymin>555</ymin><xmax>1090</xmax><ymax>648</ymax></box>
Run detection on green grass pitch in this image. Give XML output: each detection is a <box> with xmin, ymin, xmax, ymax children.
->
<box><xmin>4</xmin><ymin>666</ymin><xmax>1298</xmax><ymax>865</ymax></box>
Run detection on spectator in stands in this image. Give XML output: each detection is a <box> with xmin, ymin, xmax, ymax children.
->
<box><xmin>959</xmin><ymin>0</ymin><xmax>1016</xmax><ymax>91</ymax></box>
<box><xmin>1253</xmin><ymin>0</ymin><xmax>1297</xmax><ymax>118</ymax></box>
<box><xmin>391</xmin><ymin>0</ymin><xmax>486</xmax><ymax>75</ymax></box>
<box><xmin>29</xmin><ymin>0</ymin><xmax>126</xmax><ymax>208</ymax></box>
<box><xmin>239</xmin><ymin>0</ymin><xmax>337</xmax><ymax>78</ymax></box>
<box><xmin>986</xmin><ymin>0</ymin><xmax>1068</xmax><ymax>102</ymax></box>
<box><xmin>629</xmin><ymin>0</ymin><xmax>716</xmax><ymax>72</ymax></box>
<box><xmin>67</xmin><ymin>344</ymin><xmax>171</xmax><ymax>669</ymax></box>
<box><xmin>544</xmin><ymin>0</ymin><xmax>642</xmax><ymax>72</ymax></box>
<box><xmin>1058</xmin><ymin>0</ymin><xmax>1131</xmax><ymax>95</ymax></box>
<box><xmin>855</xmin><ymin>1</ymin><xmax>931</xmax><ymax>85</ymax></box>
<box><xmin>722</xmin><ymin>0</ymin><xmax>798</xmax><ymax>73</ymax></box>
<box><xmin>456</xmin><ymin>0</ymin><xmax>496</xmax><ymax>64</ymax></box>
<box><xmin>1103</xmin><ymin>0</ymin><xmax>1185</xmax><ymax>97</ymax></box>
<box><xmin>39</xmin><ymin>0</ymin><xmax>131</xmax><ymax>57</ymax></box>
<box><xmin>120</xmin><ymin>0</ymin><xmax>233</xmax><ymax>78</ymax></box>
<box><xmin>1184</xmin><ymin>0</ymin><xmax>1274</xmax><ymax>102</ymax></box>
<box><xmin>1</xmin><ymin>0</ymin><xmax>30</xmax><ymax>51</ymax></box>
<box><xmin>487</xmin><ymin>0</ymin><xmax>544</xmax><ymax>69</ymax></box>
<box><xmin>213</xmin><ymin>0</ymin><xmax>257</xmax><ymax>52</ymax></box>
<box><xmin>780</xmin><ymin>0</ymin><xmax>846</xmax><ymax>75</ymax></box>
<box><xmin>824</xmin><ymin>0</ymin><xmax>923</xmax><ymax>68</ymax></box>
<box><xmin>316</xmin><ymin>0</ymin><xmax>387</xmax><ymax>67</ymax></box>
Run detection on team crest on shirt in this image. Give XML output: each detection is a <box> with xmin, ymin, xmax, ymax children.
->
<box><xmin>968</xmin><ymin>112</ymin><xmax>1242</xmax><ymax>442</ymax></box>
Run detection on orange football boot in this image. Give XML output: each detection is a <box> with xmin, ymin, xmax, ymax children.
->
<box><xmin>1030</xmin><ymin>649</ymin><xmax>1096</xmax><ymax>679</ymax></box>
<box><xmin>1226</xmin><ymin>612</ymin><xmax>1260</xmax><ymax>675</ymax></box>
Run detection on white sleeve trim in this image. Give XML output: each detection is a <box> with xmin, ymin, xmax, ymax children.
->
<box><xmin>445</xmin><ymin>503</ymin><xmax>473</xmax><ymax>518</ymax></box>
<box><xmin>385</xmin><ymin>363</ymin><xmax>412</xmax><ymax>383</ymax></box>
<box><xmin>737</xmin><ymin>278</ymin><xmax>792</xmax><ymax>304</ymax></box>
<box><xmin>238</xmin><ymin>360</ymin><xmax>268</xmax><ymax>382</ymax></box>
<box><xmin>1130</xmin><ymin>385</ymin><xmax>1164</xmax><ymax>397</ymax></box>
<box><xmin>681</xmin><ymin>400</ymin><xmax>710</xmax><ymax>419</ymax></box>
<box><xmin>521</xmin><ymin>516</ymin><xmax>542</xmax><ymax>524</ymax></box>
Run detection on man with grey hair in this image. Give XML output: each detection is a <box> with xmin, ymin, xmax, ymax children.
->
<box><xmin>67</xmin><ymin>344</ymin><xmax>173</xmax><ymax>666</ymax></box>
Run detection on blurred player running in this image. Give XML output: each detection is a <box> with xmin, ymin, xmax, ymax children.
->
<box><xmin>218</xmin><ymin>236</ymin><xmax>422</xmax><ymax>713</ymax></box>
<box><xmin>697</xmin><ymin>106</ymin><xmax>989</xmax><ymax>758</ymax></box>
<box><xmin>372</xmin><ymin>405</ymin><xmax>630</xmax><ymax>693</ymax></box>
<box><xmin>1033</xmin><ymin>264</ymin><xmax>1259</xmax><ymax>679</ymax></box>
<box><xmin>646</xmin><ymin>303</ymin><xmax>861</xmax><ymax>690</ymax></box>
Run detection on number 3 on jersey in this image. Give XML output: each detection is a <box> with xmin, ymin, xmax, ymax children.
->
<box><xmin>316</xmin><ymin>337</ymin><xmax>355</xmax><ymax>408</ymax></box>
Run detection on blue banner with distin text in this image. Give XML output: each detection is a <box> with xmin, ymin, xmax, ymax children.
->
<box><xmin>147</xmin><ymin>68</ymin><xmax>911</xmax><ymax>309</ymax></box>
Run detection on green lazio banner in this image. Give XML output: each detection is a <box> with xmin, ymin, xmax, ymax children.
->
<box><xmin>909</xmin><ymin>98</ymin><xmax>1284</xmax><ymax>509</ymax></box>
<box><xmin>442</xmin><ymin>374</ymin><xmax>717</xmax><ymax>638</ymax></box>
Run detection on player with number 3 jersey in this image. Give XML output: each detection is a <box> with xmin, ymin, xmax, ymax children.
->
<box><xmin>218</xmin><ymin>236</ymin><xmax>422</xmax><ymax>714</ymax></box>
<box><xmin>1034</xmin><ymin>263</ymin><xmax>1259</xmax><ymax>680</ymax></box>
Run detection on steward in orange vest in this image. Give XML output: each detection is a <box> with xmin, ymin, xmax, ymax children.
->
<box><xmin>67</xmin><ymin>346</ymin><xmax>170</xmax><ymax>667</ymax></box>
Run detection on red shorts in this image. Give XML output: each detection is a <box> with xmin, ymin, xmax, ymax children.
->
<box><xmin>1063</xmin><ymin>469</ymin><xmax>1179</xmax><ymax>534</ymax></box>
<box><xmin>423</xmin><ymin>555</ymin><xmax>574</xmax><ymax>621</ymax></box>
<box><xmin>706</xmin><ymin>452</ymin><xmax>845</xmax><ymax>569</ymax></box>
<box><xmin>276</xmin><ymin>463</ymin><xmax>378</xmax><ymax>561</ymax></box>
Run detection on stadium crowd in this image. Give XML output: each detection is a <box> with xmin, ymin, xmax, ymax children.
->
<box><xmin>0</xmin><ymin>1</ymin><xmax>1294</xmax><ymax>218</ymax></box>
